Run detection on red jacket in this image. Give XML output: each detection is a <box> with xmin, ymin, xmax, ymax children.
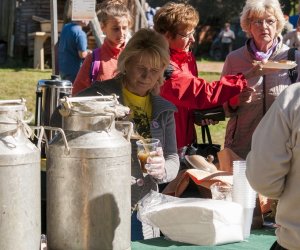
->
<box><xmin>160</xmin><ymin>49</ymin><xmax>247</xmax><ymax>149</ymax></box>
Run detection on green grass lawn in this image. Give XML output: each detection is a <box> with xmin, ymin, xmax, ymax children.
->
<box><xmin>0</xmin><ymin>62</ymin><xmax>226</xmax><ymax>146</ymax></box>
<box><xmin>196</xmin><ymin>72</ymin><xmax>226</xmax><ymax>147</ymax></box>
<box><xmin>0</xmin><ymin>67</ymin><xmax>52</xmax><ymax>114</ymax></box>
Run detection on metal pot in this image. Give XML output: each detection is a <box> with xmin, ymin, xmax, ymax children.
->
<box><xmin>46</xmin><ymin>96</ymin><xmax>132</xmax><ymax>250</ymax></box>
<box><xmin>35</xmin><ymin>75</ymin><xmax>72</xmax><ymax>140</ymax></box>
<box><xmin>0</xmin><ymin>99</ymin><xmax>41</xmax><ymax>250</ymax></box>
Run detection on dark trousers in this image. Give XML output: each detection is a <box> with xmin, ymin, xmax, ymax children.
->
<box><xmin>221</xmin><ymin>42</ymin><xmax>232</xmax><ymax>60</ymax></box>
<box><xmin>131</xmin><ymin>211</ymin><xmax>143</xmax><ymax>241</ymax></box>
<box><xmin>270</xmin><ymin>241</ymin><xmax>287</xmax><ymax>250</ymax></box>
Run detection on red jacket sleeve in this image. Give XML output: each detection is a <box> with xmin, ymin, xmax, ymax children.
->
<box><xmin>72</xmin><ymin>54</ymin><xmax>93</xmax><ymax>95</ymax></box>
<box><xmin>161</xmin><ymin>69</ymin><xmax>247</xmax><ymax>110</ymax></box>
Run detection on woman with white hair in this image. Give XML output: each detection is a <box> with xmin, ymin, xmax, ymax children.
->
<box><xmin>222</xmin><ymin>0</ymin><xmax>300</xmax><ymax>159</ymax></box>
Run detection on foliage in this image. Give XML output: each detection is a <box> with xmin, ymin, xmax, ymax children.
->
<box><xmin>148</xmin><ymin>0</ymin><xmax>297</xmax><ymax>29</ymax></box>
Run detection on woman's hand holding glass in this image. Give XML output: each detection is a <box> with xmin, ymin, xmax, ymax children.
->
<box><xmin>136</xmin><ymin>139</ymin><xmax>166</xmax><ymax>180</ymax></box>
<box><xmin>145</xmin><ymin>147</ymin><xmax>166</xmax><ymax>180</ymax></box>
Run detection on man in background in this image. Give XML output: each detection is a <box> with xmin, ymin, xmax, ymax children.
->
<box><xmin>218</xmin><ymin>22</ymin><xmax>235</xmax><ymax>60</ymax></box>
<box><xmin>58</xmin><ymin>20</ymin><xmax>91</xmax><ymax>83</ymax></box>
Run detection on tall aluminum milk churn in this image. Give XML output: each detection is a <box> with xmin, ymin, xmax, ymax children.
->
<box><xmin>46</xmin><ymin>96</ymin><xmax>132</xmax><ymax>250</ymax></box>
<box><xmin>0</xmin><ymin>99</ymin><xmax>41</xmax><ymax>250</ymax></box>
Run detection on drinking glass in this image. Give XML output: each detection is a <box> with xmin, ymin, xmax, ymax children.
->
<box><xmin>136</xmin><ymin>138</ymin><xmax>160</xmax><ymax>174</ymax></box>
<box><xmin>210</xmin><ymin>181</ymin><xmax>232</xmax><ymax>201</ymax></box>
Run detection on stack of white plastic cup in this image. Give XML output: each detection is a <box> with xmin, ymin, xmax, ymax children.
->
<box><xmin>232</xmin><ymin>160</ymin><xmax>257</xmax><ymax>239</ymax></box>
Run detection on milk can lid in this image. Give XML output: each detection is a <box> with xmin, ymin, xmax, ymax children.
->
<box><xmin>37</xmin><ymin>75</ymin><xmax>72</xmax><ymax>88</ymax></box>
<box><xmin>59</xmin><ymin>96</ymin><xmax>130</xmax><ymax>118</ymax></box>
<box><xmin>0</xmin><ymin>99</ymin><xmax>26</xmax><ymax>112</ymax></box>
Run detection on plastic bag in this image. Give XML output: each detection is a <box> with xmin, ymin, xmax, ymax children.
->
<box><xmin>137</xmin><ymin>191</ymin><xmax>178</xmax><ymax>226</ymax></box>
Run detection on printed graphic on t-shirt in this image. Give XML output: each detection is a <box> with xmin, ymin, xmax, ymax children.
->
<box><xmin>130</xmin><ymin>106</ymin><xmax>151</xmax><ymax>139</ymax></box>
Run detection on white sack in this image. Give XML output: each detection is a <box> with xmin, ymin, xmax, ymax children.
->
<box><xmin>147</xmin><ymin>198</ymin><xmax>244</xmax><ymax>246</ymax></box>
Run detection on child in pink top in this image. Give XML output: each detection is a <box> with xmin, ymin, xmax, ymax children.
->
<box><xmin>72</xmin><ymin>1</ymin><xmax>132</xmax><ymax>95</ymax></box>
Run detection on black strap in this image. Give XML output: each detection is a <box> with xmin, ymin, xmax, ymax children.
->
<box><xmin>288</xmin><ymin>47</ymin><xmax>297</xmax><ymax>61</ymax></box>
<box><xmin>262</xmin><ymin>75</ymin><xmax>266</xmax><ymax>115</ymax></box>
<box><xmin>262</xmin><ymin>49</ymin><xmax>297</xmax><ymax>115</ymax></box>
<box><xmin>201</xmin><ymin>125</ymin><xmax>213</xmax><ymax>144</ymax></box>
<box><xmin>287</xmin><ymin>48</ymin><xmax>298</xmax><ymax>84</ymax></box>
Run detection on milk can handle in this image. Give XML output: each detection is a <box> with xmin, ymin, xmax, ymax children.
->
<box><xmin>0</xmin><ymin>98</ymin><xmax>26</xmax><ymax>105</ymax></box>
<box><xmin>43</xmin><ymin>126</ymin><xmax>70</xmax><ymax>155</ymax></box>
<box><xmin>30</xmin><ymin>126</ymin><xmax>45</xmax><ymax>150</ymax></box>
<box><xmin>115</xmin><ymin>121</ymin><xmax>133</xmax><ymax>141</ymax></box>
<box><xmin>60</xmin><ymin>95</ymin><xmax>119</xmax><ymax>102</ymax></box>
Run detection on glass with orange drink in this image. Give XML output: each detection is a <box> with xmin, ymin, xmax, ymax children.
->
<box><xmin>136</xmin><ymin>138</ymin><xmax>160</xmax><ymax>174</ymax></box>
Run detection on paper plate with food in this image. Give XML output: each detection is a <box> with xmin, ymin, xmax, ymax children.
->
<box><xmin>253</xmin><ymin>60</ymin><xmax>297</xmax><ymax>70</ymax></box>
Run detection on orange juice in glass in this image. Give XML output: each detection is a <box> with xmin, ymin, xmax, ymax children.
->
<box><xmin>136</xmin><ymin>138</ymin><xmax>160</xmax><ymax>173</ymax></box>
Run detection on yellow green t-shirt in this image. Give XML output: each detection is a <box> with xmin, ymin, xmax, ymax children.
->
<box><xmin>123</xmin><ymin>87</ymin><xmax>152</xmax><ymax>138</ymax></box>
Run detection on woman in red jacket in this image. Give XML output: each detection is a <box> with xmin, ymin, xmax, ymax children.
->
<box><xmin>153</xmin><ymin>2</ymin><xmax>274</xmax><ymax>150</ymax></box>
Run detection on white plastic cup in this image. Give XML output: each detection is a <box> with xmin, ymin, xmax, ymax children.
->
<box><xmin>233</xmin><ymin>160</ymin><xmax>247</xmax><ymax>174</ymax></box>
<box><xmin>210</xmin><ymin>182</ymin><xmax>232</xmax><ymax>201</ymax></box>
<box><xmin>232</xmin><ymin>160</ymin><xmax>256</xmax><ymax>208</ymax></box>
<box><xmin>243</xmin><ymin>208</ymin><xmax>254</xmax><ymax>239</ymax></box>
<box><xmin>232</xmin><ymin>161</ymin><xmax>256</xmax><ymax>239</ymax></box>
<box><xmin>232</xmin><ymin>182</ymin><xmax>256</xmax><ymax>207</ymax></box>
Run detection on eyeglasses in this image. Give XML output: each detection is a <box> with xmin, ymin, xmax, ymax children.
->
<box><xmin>251</xmin><ymin>18</ymin><xmax>277</xmax><ymax>27</ymax></box>
<box><xmin>177</xmin><ymin>30</ymin><xmax>195</xmax><ymax>39</ymax></box>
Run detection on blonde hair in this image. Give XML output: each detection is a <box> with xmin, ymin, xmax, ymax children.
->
<box><xmin>240</xmin><ymin>0</ymin><xmax>285</xmax><ymax>37</ymax></box>
<box><xmin>97</xmin><ymin>0</ymin><xmax>133</xmax><ymax>27</ymax></box>
<box><xmin>153</xmin><ymin>2</ymin><xmax>199</xmax><ymax>38</ymax></box>
<box><xmin>117</xmin><ymin>29</ymin><xmax>170</xmax><ymax>94</ymax></box>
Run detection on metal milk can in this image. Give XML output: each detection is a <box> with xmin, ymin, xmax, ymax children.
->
<box><xmin>0</xmin><ymin>99</ymin><xmax>41</xmax><ymax>250</ymax></box>
<box><xmin>46</xmin><ymin>96</ymin><xmax>132</xmax><ymax>250</ymax></box>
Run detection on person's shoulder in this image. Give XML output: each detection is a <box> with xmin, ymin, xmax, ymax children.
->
<box><xmin>284</xmin><ymin>82</ymin><xmax>300</xmax><ymax>94</ymax></box>
<box><xmin>276</xmin><ymin>82</ymin><xmax>300</xmax><ymax>110</ymax></box>
<box><xmin>152</xmin><ymin>94</ymin><xmax>177</xmax><ymax>112</ymax></box>
<box><xmin>76</xmin><ymin>78</ymin><xmax>119</xmax><ymax>97</ymax></box>
<box><xmin>69</xmin><ymin>23</ymin><xmax>84</xmax><ymax>34</ymax></box>
<box><xmin>94</xmin><ymin>78</ymin><xmax>122</xmax><ymax>94</ymax></box>
<box><xmin>227</xmin><ymin>45</ymin><xmax>246</xmax><ymax>58</ymax></box>
<box><xmin>60</xmin><ymin>22</ymin><xmax>73</xmax><ymax>33</ymax></box>
<box><xmin>63</xmin><ymin>22</ymin><xmax>73</xmax><ymax>28</ymax></box>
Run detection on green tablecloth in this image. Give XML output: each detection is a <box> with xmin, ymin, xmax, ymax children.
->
<box><xmin>132</xmin><ymin>228</ymin><xmax>276</xmax><ymax>250</ymax></box>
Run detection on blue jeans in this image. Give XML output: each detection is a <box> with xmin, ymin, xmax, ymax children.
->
<box><xmin>131</xmin><ymin>211</ymin><xmax>143</xmax><ymax>241</ymax></box>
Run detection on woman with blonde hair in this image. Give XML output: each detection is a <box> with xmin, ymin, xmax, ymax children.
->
<box><xmin>75</xmin><ymin>28</ymin><xmax>179</xmax><ymax>240</ymax></box>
